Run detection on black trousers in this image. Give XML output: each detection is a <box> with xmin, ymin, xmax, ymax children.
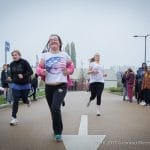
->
<box><xmin>29</xmin><ymin>86</ymin><xmax>37</xmax><ymax>100</ymax></box>
<box><xmin>143</xmin><ymin>89</ymin><xmax>150</xmax><ymax>105</ymax></box>
<box><xmin>45</xmin><ymin>83</ymin><xmax>67</xmax><ymax>135</ymax></box>
<box><xmin>90</xmin><ymin>82</ymin><xmax>104</xmax><ymax>105</ymax></box>
<box><xmin>12</xmin><ymin>89</ymin><xmax>30</xmax><ymax>118</ymax></box>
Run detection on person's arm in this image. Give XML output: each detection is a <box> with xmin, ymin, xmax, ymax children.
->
<box><xmin>141</xmin><ymin>73</ymin><xmax>146</xmax><ymax>90</ymax></box>
<box><xmin>141</xmin><ymin>77</ymin><xmax>145</xmax><ymax>90</ymax></box>
<box><xmin>1</xmin><ymin>71</ymin><xmax>4</xmax><ymax>84</ymax></box>
<box><xmin>63</xmin><ymin>52</ymin><xmax>74</xmax><ymax>76</ymax></box>
<box><xmin>36</xmin><ymin>58</ymin><xmax>47</xmax><ymax>76</ymax></box>
<box><xmin>67</xmin><ymin>60</ymin><xmax>74</xmax><ymax>75</ymax></box>
<box><xmin>126</xmin><ymin>72</ymin><xmax>129</xmax><ymax>80</ymax></box>
<box><xmin>23</xmin><ymin>60</ymin><xmax>33</xmax><ymax>78</ymax></box>
<box><xmin>63</xmin><ymin>60</ymin><xmax>74</xmax><ymax>76</ymax></box>
<box><xmin>88</xmin><ymin>67</ymin><xmax>94</xmax><ymax>74</ymax></box>
<box><xmin>88</xmin><ymin>66</ymin><xmax>99</xmax><ymax>74</ymax></box>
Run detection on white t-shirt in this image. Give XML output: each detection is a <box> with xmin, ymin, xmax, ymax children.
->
<box><xmin>89</xmin><ymin>62</ymin><xmax>105</xmax><ymax>83</ymax></box>
<box><xmin>42</xmin><ymin>51</ymin><xmax>71</xmax><ymax>84</ymax></box>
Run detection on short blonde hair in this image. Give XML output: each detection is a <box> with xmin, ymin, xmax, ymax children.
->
<box><xmin>11</xmin><ymin>50</ymin><xmax>21</xmax><ymax>56</ymax></box>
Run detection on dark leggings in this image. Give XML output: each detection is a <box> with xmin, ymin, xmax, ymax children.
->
<box><xmin>90</xmin><ymin>82</ymin><xmax>104</xmax><ymax>105</ymax></box>
<box><xmin>45</xmin><ymin>83</ymin><xmax>67</xmax><ymax>135</ymax></box>
<box><xmin>12</xmin><ymin>89</ymin><xmax>30</xmax><ymax>118</ymax></box>
<box><xmin>143</xmin><ymin>89</ymin><xmax>150</xmax><ymax>105</ymax></box>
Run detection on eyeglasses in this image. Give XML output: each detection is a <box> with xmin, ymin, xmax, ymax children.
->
<box><xmin>12</xmin><ymin>54</ymin><xmax>18</xmax><ymax>56</ymax></box>
<box><xmin>49</xmin><ymin>38</ymin><xmax>59</xmax><ymax>42</ymax></box>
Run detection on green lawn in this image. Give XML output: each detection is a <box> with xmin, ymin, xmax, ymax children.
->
<box><xmin>106</xmin><ymin>87</ymin><xmax>123</xmax><ymax>96</ymax></box>
<box><xmin>0</xmin><ymin>89</ymin><xmax>45</xmax><ymax>105</ymax></box>
<box><xmin>109</xmin><ymin>91</ymin><xmax>123</xmax><ymax>96</ymax></box>
<box><xmin>0</xmin><ymin>96</ymin><xmax>7</xmax><ymax>105</ymax></box>
<box><xmin>36</xmin><ymin>90</ymin><xmax>45</xmax><ymax>97</ymax></box>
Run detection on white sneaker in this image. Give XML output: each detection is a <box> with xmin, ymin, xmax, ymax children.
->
<box><xmin>140</xmin><ymin>101</ymin><xmax>146</xmax><ymax>106</ymax></box>
<box><xmin>10</xmin><ymin>117</ymin><xmax>18</xmax><ymax>126</ymax></box>
<box><xmin>27</xmin><ymin>101</ymin><xmax>31</xmax><ymax>107</ymax></box>
<box><xmin>96</xmin><ymin>110</ymin><xmax>101</xmax><ymax>116</ymax></box>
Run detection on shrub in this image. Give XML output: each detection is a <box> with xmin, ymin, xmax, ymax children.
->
<box><xmin>109</xmin><ymin>87</ymin><xmax>123</xmax><ymax>92</ymax></box>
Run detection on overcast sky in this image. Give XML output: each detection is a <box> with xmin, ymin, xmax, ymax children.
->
<box><xmin>0</xmin><ymin>0</ymin><xmax>150</xmax><ymax>69</ymax></box>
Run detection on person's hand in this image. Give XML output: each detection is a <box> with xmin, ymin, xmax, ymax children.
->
<box><xmin>92</xmin><ymin>70</ymin><xmax>99</xmax><ymax>74</ymax></box>
<box><xmin>18</xmin><ymin>74</ymin><xmax>23</xmax><ymax>79</ymax></box>
<box><xmin>42</xmin><ymin>69</ymin><xmax>47</xmax><ymax>76</ymax></box>
<box><xmin>63</xmin><ymin>68</ymin><xmax>69</xmax><ymax>76</ymax></box>
<box><xmin>7</xmin><ymin>77</ymin><xmax>12</xmax><ymax>81</ymax></box>
<box><xmin>103</xmin><ymin>74</ymin><xmax>107</xmax><ymax>77</ymax></box>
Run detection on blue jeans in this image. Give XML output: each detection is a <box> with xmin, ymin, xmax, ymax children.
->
<box><xmin>12</xmin><ymin>89</ymin><xmax>30</xmax><ymax>118</ymax></box>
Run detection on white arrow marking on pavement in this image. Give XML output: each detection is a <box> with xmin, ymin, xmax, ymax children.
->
<box><xmin>63</xmin><ymin>115</ymin><xmax>106</xmax><ymax>150</ymax></box>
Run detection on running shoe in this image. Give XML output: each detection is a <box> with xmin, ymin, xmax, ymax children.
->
<box><xmin>10</xmin><ymin>117</ymin><xmax>18</xmax><ymax>126</ymax></box>
<box><xmin>55</xmin><ymin>134</ymin><xmax>62</xmax><ymax>142</ymax></box>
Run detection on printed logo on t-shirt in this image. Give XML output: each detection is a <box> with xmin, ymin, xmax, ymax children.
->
<box><xmin>45</xmin><ymin>57</ymin><xmax>66</xmax><ymax>74</ymax></box>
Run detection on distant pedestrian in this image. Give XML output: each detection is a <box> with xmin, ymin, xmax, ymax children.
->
<box><xmin>87</xmin><ymin>53</ymin><xmax>107</xmax><ymax>116</ymax></box>
<box><xmin>7</xmin><ymin>64</ymin><xmax>14</xmax><ymax>104</ymax></box>
<box><xmin>36</xmin><ymin>34</ymin><xmax>74</xmax><ymax>142</ymax></box>
<box><xmin>136</xmin><ymin>63</ymin><xmax>147</xmax><ymax>104</ymax></box>
<box><xmin>121</xmin><ymin>71</ymin><xmax>128</xmax><ymax>101</ymax></box>
<box><xmin>30</xmin><ymin>73</ymin><xmax>38</xmax><ymax>100</ymax></box>
<box><xmin>135</xmin><ymin>70</ymin><xmax>140</xmax><ymax>102</ymax></box>
<box><xmin>126</xmin><ymin>68</ymin><xmax>135</xmax><ymax>102</ymax></box>
<box><xmin>1</xmin><ymin>64</ymin><xmax>9</xmax><ymax>101</ymax></box>
<box><xmin>8</xmin><ymin>50</ymin><xmax>33</xmax><ymax>126</ymax></box>
<box><xmin>141</xmin><ymin>66</ymin><xmax>150</xmax><ymax>106</ymax></box>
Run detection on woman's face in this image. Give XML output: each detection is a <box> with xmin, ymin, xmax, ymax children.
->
<box><xmin>94</xmin><ymin>54</ymin><xmax>100</xmax><ymax>61</ymax></box>
<box><xmin>142</xmin><ymin>63</ymin><xmax>146</xmax><ymax>68</ymax></box>
<box><xmin>3</xmin><ymin>65</ymin><xmax>7</xmax><ymax>70</ymax></box>
<box><xmin>12</xmin><ymin>52</ymin><xmax>21</xmax><ymax>61</ymax></box>
<box><xmin>49</xmin><ymin>35</ymin><xmax>60</xmax><ymax>51</ymax></box>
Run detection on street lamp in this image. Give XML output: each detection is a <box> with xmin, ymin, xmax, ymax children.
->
<box><xmin>133</xmin><ymin>34</ymin><xmax>150</xmax><ymax>63</ymax></box>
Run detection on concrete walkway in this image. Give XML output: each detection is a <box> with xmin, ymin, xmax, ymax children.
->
<box><xmin>0</xmin><ymin>91</ymin><xmax>150</xmax><ymax>150</ymax></box>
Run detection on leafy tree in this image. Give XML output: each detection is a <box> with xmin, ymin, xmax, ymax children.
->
<box><xmin>70</xmin><ymin>42</ymin><xmax>76</xmax><ymax>68</ymax></box>
<box><xmin>65</xmin><ymin>43</ymin><xmax>70</xmax><ymax>56</ymax></box>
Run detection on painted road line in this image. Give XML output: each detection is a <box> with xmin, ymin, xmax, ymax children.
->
<box><xmin>78</xmin><ymin>115</ymin><xmax>88</xmax><ymax>135</ymax></box>
<box><xmin>63</xmin><ymin>115</ymin><xmax>106</xmax><ymax>150</ymax></box>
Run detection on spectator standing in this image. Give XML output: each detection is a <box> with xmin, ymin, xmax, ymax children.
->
<box><xmin>1</xmin><ymin>64</ymin><xmax>8</xmax><ymax>101</ymax></box>
<box><xmin>136</xmin><ymin>63</ymin><xmax>147</xmax><ymax>104</ymax></box>
<box><xmin>141</xmin><ymin>66</ymin><xmax>150</xmax><ymax>106</ymax></box>
<box><xmin>126</xmin><ymin>68</ymin><xmax>135</xmax><ymax>103</ymax></box>
<box><xmin>30</xmin><ymin>74</ymin><xmax>38</xmax><ymax>100</ymax></box>
<box><xmin>121</xmin><ymin>71</ymin><xmax>128</xmax><ymax>101</ymax></box>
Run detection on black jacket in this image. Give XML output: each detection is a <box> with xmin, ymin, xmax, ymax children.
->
<box><xmin>10</xmin><ymin>58</ymin><xmax>33</xmax><ymax>84</ymax></box>
<box><xmin>1</xmin><ymin>70</ymin><xmax>8</xmax><ymax>86</ymax></box>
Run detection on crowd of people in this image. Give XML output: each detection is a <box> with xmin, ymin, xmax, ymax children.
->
<box><xmin>0</xmin><ymin>33</ymin><xmax>149</xmax><ymax>143</ymax></box>
<box><xmin>121</xmin><ymin>63</ymin><xmax>150</xmax><ymax>106</ymax></box>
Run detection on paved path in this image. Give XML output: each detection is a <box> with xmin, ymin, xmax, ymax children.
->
<box><xmin>0</xmin><ymin>91</ymin><xmax>150</xmax><ymax>150</ymax></box>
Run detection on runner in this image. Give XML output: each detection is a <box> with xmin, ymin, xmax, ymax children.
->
<box><xmin>9</xmin><ymin>50</ymin><xmax>33</xmax><ymax>125</ymax></box>
<box><xmin>87</xmin><ymin>52</ymin><xmax>107</xmax><ymax>116</ymax></box>
<box><xmin>37</xmin><ymin>34</ymin><xmax>74</xmax><ymax>142</ymax></box>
